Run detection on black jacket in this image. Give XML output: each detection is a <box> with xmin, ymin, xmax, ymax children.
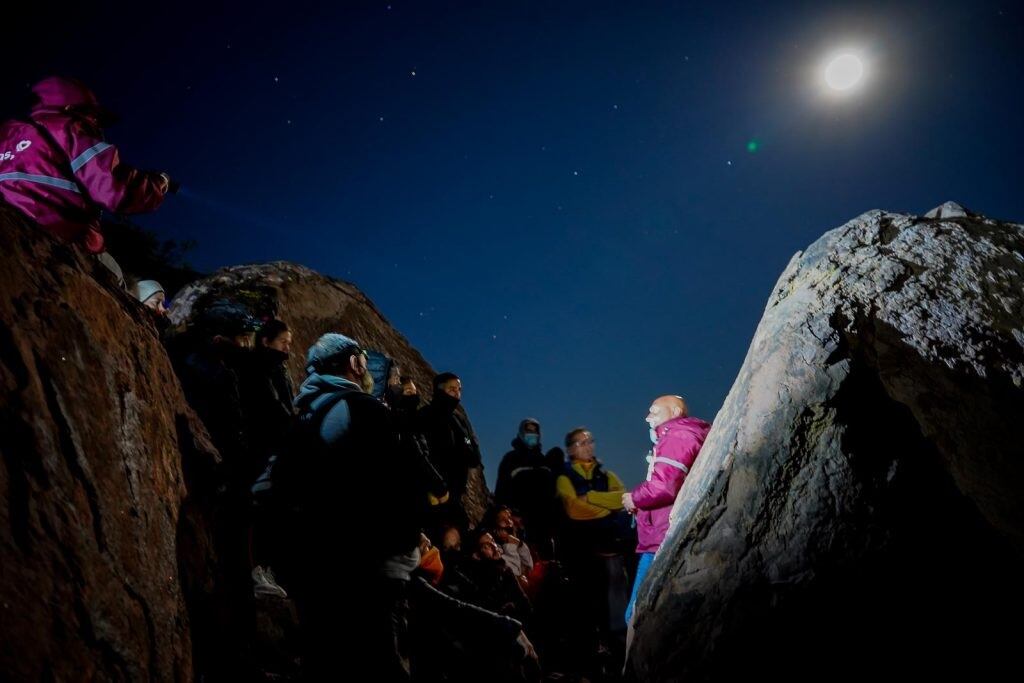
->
<box><xmin>417</xmin><ymin>394</ymin><xmax>482</xmax><ymax>500</ymax></box>
<box><xmin>176</xmin><ymin>343</ymin><xmax>250</xmax><ymax>489</ymax></box>
<box><xmin>238</xmin><ymin>346</ymin><xmax>295</xmax><ymax>463</ymax></box>
<box><xmin>495</xmin><ymin>438</ymin><xmax>562</xmax><ymax>531</ymax></box>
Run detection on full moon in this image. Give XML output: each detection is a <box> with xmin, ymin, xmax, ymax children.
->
<box><xmin>824</xmin><ymin>54</ymin><xmax>864</xmax><ymax>91</ymax></box>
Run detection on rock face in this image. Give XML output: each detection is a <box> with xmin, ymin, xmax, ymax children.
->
<box><xmin>168</xmin><ymin>262</ymin><xmax>491</xmax><ymax>525</ymax></box>
<box><xmin>628</xmin><ymin>204</ymin><xmax>1024</xmax><ymax>681</ymax></box>
<box><xmin>0</xmin><ymin>208</ymin><xmax>219</xmax><ymax>681</ymax></box>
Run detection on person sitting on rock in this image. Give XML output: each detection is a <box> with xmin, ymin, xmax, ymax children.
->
<box><xmin>0</xmin><ymin>77</ymin><xmax>173</xmax><ymax>286</ymax></box>
<box><xmin>622</xmin><ymin>395</ymin><xmax>711</xmax><ymax>625</ymax></box>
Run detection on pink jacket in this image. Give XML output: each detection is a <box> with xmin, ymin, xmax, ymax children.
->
<box><xmin>0</xmin><ymin>77</ymin><xmax>168</xmax><ymax>254</ymax></box>
<box><xmin>632</xmin><ymin>415</ymin><xmax>712</xmax><ymax>553</ymax></box>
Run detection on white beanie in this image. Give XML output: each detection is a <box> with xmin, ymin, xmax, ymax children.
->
<box><xmin>133</xmin><ymin>280</ymin><xmax>164</xmax><ymax>304</ymax></box>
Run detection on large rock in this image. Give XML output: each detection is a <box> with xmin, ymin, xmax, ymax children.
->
<box><xmin>168</xmin><ymin>262</ymin><xmax>491</xmax><ymax>524</ymax></box>
<box><xmin>627</xmin><ymin>203</ymin><xmax>1024</xmax><ymax>681</ymax></box>
<box><xmin>0</xmin><ymin>208</ymin><xmax>219</xmax><ymax>681</ymax></box>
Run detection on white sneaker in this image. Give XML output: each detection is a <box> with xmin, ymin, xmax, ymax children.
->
<box><xmin>252</xmin><ymin>565</ymin><xmax>288</xmax><ymax>599</ymax></box>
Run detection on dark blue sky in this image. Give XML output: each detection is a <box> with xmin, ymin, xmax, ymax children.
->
<box><xmin>9</xmin><ymin>1</ymin><xmax>1022</xmax><ymax>486</ymax></box>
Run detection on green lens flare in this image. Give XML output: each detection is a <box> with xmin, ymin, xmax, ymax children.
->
<box><xmin>746</xmin><ymin>139</ymin><xmax>760</xmax><ymax>153</ymax></box>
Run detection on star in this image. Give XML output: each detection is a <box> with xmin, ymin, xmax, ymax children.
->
<box><xmin>726</xmin><ymin>160</ymin><xmax>732</xmax><ymax>166</ymax></box>
<box><xmin>273</xmin><ymin>76</ymin><xmax>280</xmax><ymax>83</ymax></box>
<box><xmin>573</xmin><ymin>170</ymin><xmax>579</xmax><ymax>176</ymax></box>
<box><xmin>410</xmin><ymin>70</ymin><xmax>417</xmax><ymax>77</ymax></box>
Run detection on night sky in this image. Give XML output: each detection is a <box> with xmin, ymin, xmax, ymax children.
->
<box><xmin>7</xmin><ymin>1</ymin><xmax>1023</xmax><ymax>487</ymax></box>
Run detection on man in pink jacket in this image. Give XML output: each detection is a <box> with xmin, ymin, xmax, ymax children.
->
<box><xmin>622</xmin><ymin>395</ymin><xmax>711</xmax><ymax>623</ymax></box>
<box><xmin>0</xmin><ymin>77</ymin><xmax>172</xmax><ymax>282</ymax></box>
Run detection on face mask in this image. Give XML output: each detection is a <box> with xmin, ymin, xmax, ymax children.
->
<box><xmin>649</xmin><ymin>427</ymin><xmax>658</xmax><ymax>444</ymax></box>
<box><xmin>522</xmin><ymin>433</ymin><xmax>540</xmax><ymax>448</ymax></box>
<box><xmin>436</xmin><ymin>392</ymin><xmax>460</xmax><ymax>410</ymax></box>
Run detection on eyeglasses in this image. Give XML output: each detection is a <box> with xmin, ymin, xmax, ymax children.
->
<box><xmin>571</xmin><ymin>438</ymin><xmax>596</xmax><ymax>447</ymax></box>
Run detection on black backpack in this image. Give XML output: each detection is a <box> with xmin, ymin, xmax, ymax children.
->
<box><xmin>250</xmin><ymin>388</ymin><xmax>355</xmax><ymax>510</ymax></box>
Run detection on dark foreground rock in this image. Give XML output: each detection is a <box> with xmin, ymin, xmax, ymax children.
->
<box><xmin>0</xmin><ymin>207</ymin><xmax>220</xmax><ymax>681</ymax></box>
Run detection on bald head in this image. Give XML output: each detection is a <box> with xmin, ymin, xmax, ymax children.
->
<box><xmin>646</xmin><ymin>395</ymin><xmax>688</xmax><ymax>429</ymax></box>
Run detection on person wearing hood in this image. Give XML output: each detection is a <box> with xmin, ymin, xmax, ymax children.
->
<box><xmin>289</xmin><ymin>333</ymin><xmax>430</xmax><ymax>680</ymax></box>
<box><xmin>417</xmin><ymin>372</ymin><xmax>482</xmax><ymax>526</ymax></box>
<box><xmin>0</xmin><ymin>77</ymin><xmax>173</xmax><ymax>285</ymax></box>
<box><xmin>495</xmin><ymin>418</ymin><xmax>562</xmax><ymax>557</ymax></box>
<box><xmin>622</xmin><ymin>395</ymin><xmax>711</xmax><ymax>625</ymax></box>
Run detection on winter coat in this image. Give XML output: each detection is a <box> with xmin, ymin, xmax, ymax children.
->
<box><xmin>495</xmin><ymin>434</ymin><xmax>561</xmax><ymax>533</ymax></box>
<box><xmin>238</xmin><ymin>346</ymin><xmax>295</xmax><ymax>465</ymax></box>
<box><xmin>0</xmin><ymin>78</ymin><xmax>168</xmax><ymax>253</ymax></box>
<box><xmin>632</xmin><ymin>416</ymin><xmax>711</xmax><ymax>553</ymax></box>
<box><xmin>417</xmin><ymin>394</ymin><xmax>482</xmax><ymax>500</ymax></box>
<box><xmin>175</xmin><ymin>344</ymin><xmax>250</xmax><ymax>489</ymax></box>
<box><xmin>291</xmin><ymin>372</ymin><xmax>426</xmax><ymax>564</ymax></box>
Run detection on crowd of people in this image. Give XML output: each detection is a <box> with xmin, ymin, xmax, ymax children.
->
<box><xmin>1</xmin><ymin>76</ymin><xmax>714</xmax><ymax>682</ymax></box>
<box><xmin>147</xmin><ymin>297</ymin><xmax>711</xmax><ymax>682</ymax></box>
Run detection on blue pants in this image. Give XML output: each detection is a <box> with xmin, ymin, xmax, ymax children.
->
<box><xmin>625</xmin><ymin>552</ymin><xmax>655</xmax><ymax>624</ymax></box>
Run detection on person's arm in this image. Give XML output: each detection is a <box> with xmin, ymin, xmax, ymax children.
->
<box><xmin>631</xmin><ymin>436</ymin><xmax>699</xmax><ymax>510</ymax></box>
<box><xmin>66</xmin><ymin>121</ymin><xmax>169</xmax><ymax>214</ymax></box>
<box><xmin>556</xmin><ymin>474</ymin><xmax>609</xmax><ymax>520</ymax></box>
<box><xmin>585</xmin><ymin>471</ymin><xmax>626</xmax><ymax>510</ymax></box>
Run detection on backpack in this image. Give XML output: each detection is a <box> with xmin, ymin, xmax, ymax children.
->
<box><xmin>250</xmin><ymin>388</ymin><xmax>354</xmax><ymax>510</ymax></box>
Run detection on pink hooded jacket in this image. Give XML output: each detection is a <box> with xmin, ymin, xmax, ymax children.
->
<box><xmin>0</xmin><ymin>77</ymin><xmax>168</xmax><ymax>253</ymax></box>
<box><xmin>632</xmin><ymin>415</ymin><xmax>712</xmax><ymax>553</ymax></box>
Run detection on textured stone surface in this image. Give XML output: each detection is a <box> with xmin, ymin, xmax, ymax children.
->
<box><xmin>0</xmin><ymin>208</ymin><xmax>219</xmax><ymax>681</ymax></box>
<box><xmin>168</xmin><ymin>262</ymin><xmax>491</xmax><ymax>524</ymax></box>
<box><xmin>628</xmin><ymin>203</ymin><xmax>1024</xmax><ymax>681</ymax></box>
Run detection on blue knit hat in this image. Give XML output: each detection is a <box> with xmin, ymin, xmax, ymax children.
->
<box><xmin>305</xmin><ymin>333</ymin><xmax>362</xmax><ymax>375</ymax></box>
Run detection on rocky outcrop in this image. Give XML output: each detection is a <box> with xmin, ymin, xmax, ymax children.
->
<box><xmin>168</xmin><ymin>263</ymin><xmax>491</xmax><ymax>525</ymax></box>
<box><xmin>628</xmin><ymin>203</ymin><xmax>1024</xmax><ymax>681</ymax></box>
<box><xmin>0</xmin><ymin>208</ymin><xmax>219</xmax><ymax>681</ymax></box>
